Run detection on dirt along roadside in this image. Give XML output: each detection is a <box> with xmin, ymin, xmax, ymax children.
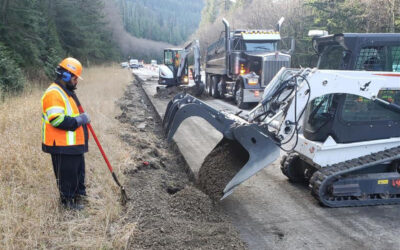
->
<box><xmin>116</xmin><ymin>75</ymin><xmax>245</xmax><ymax>249</ymax></box>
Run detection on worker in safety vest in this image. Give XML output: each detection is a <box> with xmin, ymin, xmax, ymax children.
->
<box><xmin>173</xmin><ymin>53</ymin><xmax>180</xmax><ymax>80</ymax></box>
<box><xmin>41</xmin><ymin>57</ymin><xmax>89</xmax><ymax>210</ymax></box>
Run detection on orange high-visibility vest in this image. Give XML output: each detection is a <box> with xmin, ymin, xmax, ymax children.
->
<box><xmin>41</xmin><ymin>83</ymin><xmax>85</xmax><ymax>147</ymax></box>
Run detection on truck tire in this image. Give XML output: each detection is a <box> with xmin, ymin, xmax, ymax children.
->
<box><xmin>234</xmin><ymin>81</ymin><xmax>249</xmax><ymax>109</ymax></box>
<box><xmin>218</xmin><ymin>77</ymin><xmax>226</xmax><ymax>99</ymax></box>
<box><xmin>206</xmin><ymin>74</ymin><xmax>212</xmax><ymax>96</ymax></box>
<box><xmin>211</xmin><ymin>76</ymin><xmax>221</xmax><ymax>98</ymax></box>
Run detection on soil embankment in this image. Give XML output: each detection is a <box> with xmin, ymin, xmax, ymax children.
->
<box><xmin>154</xmin><ymin>84</ymin><xmax>209</xmax><ymax>100</ymax></box>
<box><xmin>117</xmin><ymin>76</ymin><xmax>245</xmax><ymax>249</ymax></box>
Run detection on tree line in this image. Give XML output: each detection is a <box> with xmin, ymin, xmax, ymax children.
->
<box><xmin>195</xmin><ymin>0</ymin><xmax>400</xmax><ymax>67</ymax></box>
<box><xmin>0</xmin><ymin>0</ymin><xmax>204</xmax><ymax>97</ymax></box>
<box><xmin>2</xmin><ymin>0</ymin><xmax>399</xmax><ymax>97</ymax></box>
<box><xmin>117</xmin><ymin>0</ymin><xmax>203</xmax><ymax>45</ymax></box>
<box><xmin>0</xmin><ymin>0</ymin><xmax>119</xmax><ymax>97</ymax></box>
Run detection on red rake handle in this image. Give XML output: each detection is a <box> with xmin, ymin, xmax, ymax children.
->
<box><xmin>78</xmin><ymin>105</ymin><xmax>114</xmax><ymax>173</ymax></box>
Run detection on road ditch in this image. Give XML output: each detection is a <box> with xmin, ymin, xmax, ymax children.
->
<box><xmin>116</xmin><ymin>75</ymin><xmax>246</xmax><ymax>249</ymax></box>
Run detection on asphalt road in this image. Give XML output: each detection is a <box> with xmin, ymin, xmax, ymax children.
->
<box><xmin>134</xmin><ymin>67</ymin><xmax>400</xmax><ymax>250</ymax></box>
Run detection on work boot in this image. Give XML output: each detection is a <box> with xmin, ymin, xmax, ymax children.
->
<box><xmin>61</xmin><ymin>198</ymin><xmax>84</xmax><ymax>210</ymax></box>
<box><xmin>75</xmin><ymin>194</ymin><xmax>89</xmax><ymax>205</ymax></box>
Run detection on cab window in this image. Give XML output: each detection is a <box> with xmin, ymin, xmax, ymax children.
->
<box><xmin>306</xmin><ymin>94</ymin><xmax>335</xmax><ymax>130</ymax></box>
<box><xmin>355</xmin><ymin>46</ymin><xmax>400</xmax><ymax>72</ymax></box>
<box><xmin>232</xmin><ymin>38</ymin><xmax>243</xmax><ymax>51</ymax></box>
<box><xmin>318</xmin><ymin>45</ymin><xmax>348</xmax><ymax>70</ymax></box>
<box><xmin>243</xmin><ymin>40</ymin><xmax>277</xmax><ymax>52</ymax></box>
<box><xmin>341</xmin><ymin>91</ymin><xmax>400</xmax><ymax>122</ymax></box>
<box><xmin>164</xmin><ymin>51</ymin><xmax>173</xmax><ymax>65</ymax></box>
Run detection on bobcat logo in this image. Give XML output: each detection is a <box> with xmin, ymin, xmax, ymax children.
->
<box><xmin>360</xmin><ymin>81</ymin><xmax>371</xmax><ymax>91</ymax></box>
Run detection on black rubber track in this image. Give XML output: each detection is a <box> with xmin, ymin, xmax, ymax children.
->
<box><xmin>310</xmin><ymin>146</ymin><xmax>400</xmax><ymax>207</ymax></box>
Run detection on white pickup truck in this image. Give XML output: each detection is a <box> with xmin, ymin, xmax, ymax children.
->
<box><xmin>129</xmin><ymin>59</ymin><xmax>139</xmax><ymax>69</ymax></box>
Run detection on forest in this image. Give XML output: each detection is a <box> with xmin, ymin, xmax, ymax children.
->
<box><xmin>0</xmin><ymin>0</ymin><xmax>118</xmax><ymax>96</ymax></box>
<box><xmin>0</xmin><ymin>0</ymin><xmax>203</xmax><ymax>97</ymax></box>
<box><xmin>117</xmin><ymin>0</ymin><xmax>203</xmax><ymax>45</ymax></box>
<box><xmin>0</xmin><ymin>0</ymin><xmax>399</xmax><ymax>97</ymax></box>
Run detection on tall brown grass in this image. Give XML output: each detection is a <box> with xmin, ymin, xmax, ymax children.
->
<box><xmin>0</xmin><ymin>65</ymin><xmax>135</xmax><ymax>249</ymax></box>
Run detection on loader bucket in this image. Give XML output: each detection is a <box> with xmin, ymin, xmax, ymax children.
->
<box><xmin>221</xmin><ymin>124</ymin><xmax>280</xmax><ymax>199</ymax></box>
<box><xmin>163</xmin><ymin>93</ymin><xmax>280</xmax><ymax>200</ymax></box>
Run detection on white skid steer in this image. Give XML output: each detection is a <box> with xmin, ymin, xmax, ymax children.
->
<box><xmin>163</xmin><ymin>68</ymin><xmax>400</xmax><ymax>207</ymax></box>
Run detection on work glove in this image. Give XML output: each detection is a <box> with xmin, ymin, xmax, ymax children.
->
<box><xmin>75</xmin><ymin>113</ymin><xmax>91</xmax><ymax>126</ymax></box>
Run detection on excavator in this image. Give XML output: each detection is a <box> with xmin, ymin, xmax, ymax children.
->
<box><xmin>158</xmin><ymin>40</ymin><xmax>205</xmax><ymax>97</ymax></box>
<box><xmin>163</xmin><ymin>31</ymin><xmax>400</xmax><ymax>207</ymax></box>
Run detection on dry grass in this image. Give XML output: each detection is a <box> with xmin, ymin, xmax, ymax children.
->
<box><xmin>0</xmin><ymin>65</ymin><xmax>135</xmax><ymax>249</ymax></box>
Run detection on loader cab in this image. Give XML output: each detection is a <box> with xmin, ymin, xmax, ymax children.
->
<box><xmin>304</xmin><ymin>90</ymin><xmax>400</xmax><ymax>144</ymax></box>
<box><xmin>314</xmin><ymin>33</ymin><xmax>400</xmax><ymax>72</ymax></box>
<box><xmin>304</xmin><ymin>33</ymin><xmax>400</xmax><ymax>143</ymax></box>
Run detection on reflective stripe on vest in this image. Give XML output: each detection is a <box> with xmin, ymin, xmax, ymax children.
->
<box><xmin>42</xmin><ymin>84</ymin><xmax>77</xmax><ymax>146</ymax></box>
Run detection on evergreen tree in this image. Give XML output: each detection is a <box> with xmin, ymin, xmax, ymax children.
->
<box><xmin>0</xmin><ymin>0</ymin><xmax>119</xmax><ymax>95</ymax></box>
<box><xmin>0</xmin><ymin>43</ymin><xmax>26</xmax><ymax>98</ymax></box>
<box><xmin>118</xmin><ymin>0</ymin><xmax>204</xmax><ymax>45</ymax></box>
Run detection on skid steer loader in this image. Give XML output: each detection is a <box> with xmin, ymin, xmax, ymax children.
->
<box><xmin>163</xmin><ymin>32</ymin><xmax>400</xmax><ymax>207</ymax></box>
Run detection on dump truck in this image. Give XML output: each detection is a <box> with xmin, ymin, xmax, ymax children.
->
<box><xmin>163</xmin><ymin>32</ymin><xmax>400</xmax><ymax>207</ymax></box>
<box><xmin>205</xmin><ymin>17</ymin><xmax>294</xmax><ymax>108</ymax></box>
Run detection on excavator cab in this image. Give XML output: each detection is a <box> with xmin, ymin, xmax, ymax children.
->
<box><xmin>158</xmin><ymin>41</ymin><xmax>204</xmax><ymax>96</ymax></box>
<box><xmin>159</xmin><ymin>48</ymin><xmax>187</xmax><ymax>86</ymax></box>
<box><xmin>164</xmin><ymin>48</ymin><xmax>184</xmax><ymax>75</ymax></box>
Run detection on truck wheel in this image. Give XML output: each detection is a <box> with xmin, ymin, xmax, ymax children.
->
<box><xmin>206</xmin><ymin>74</ymin><xmax>212</xmax><ymax>96</ymax></box>
<box><xmin>234</xmin><ymin>82</ymin><xmax>248</xmax><ymax>109</ymax></box>
<box><xmin>211</xmin><ymin>76</ymin><xmax>221</xmax><ymax>98</ymax></box>
<box><xmin>218</xmin><ymin>77</ymin><xmax>226</xmax><ymax>99</ymax></box>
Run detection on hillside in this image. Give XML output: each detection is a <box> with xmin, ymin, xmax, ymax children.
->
<box><xmin>118</xmin><ymin>0</ymin><xmax>204</xmax><ymax>45</ymax></box>
<box><xmin>0</xmin><ymin>0</ymin><xmax>204</xmax><ymax>97</ymax></box>
<box><xmin>0</xmin><ymin>0</ymin><xmax>118</xmax><ymax>97</ymax></box>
